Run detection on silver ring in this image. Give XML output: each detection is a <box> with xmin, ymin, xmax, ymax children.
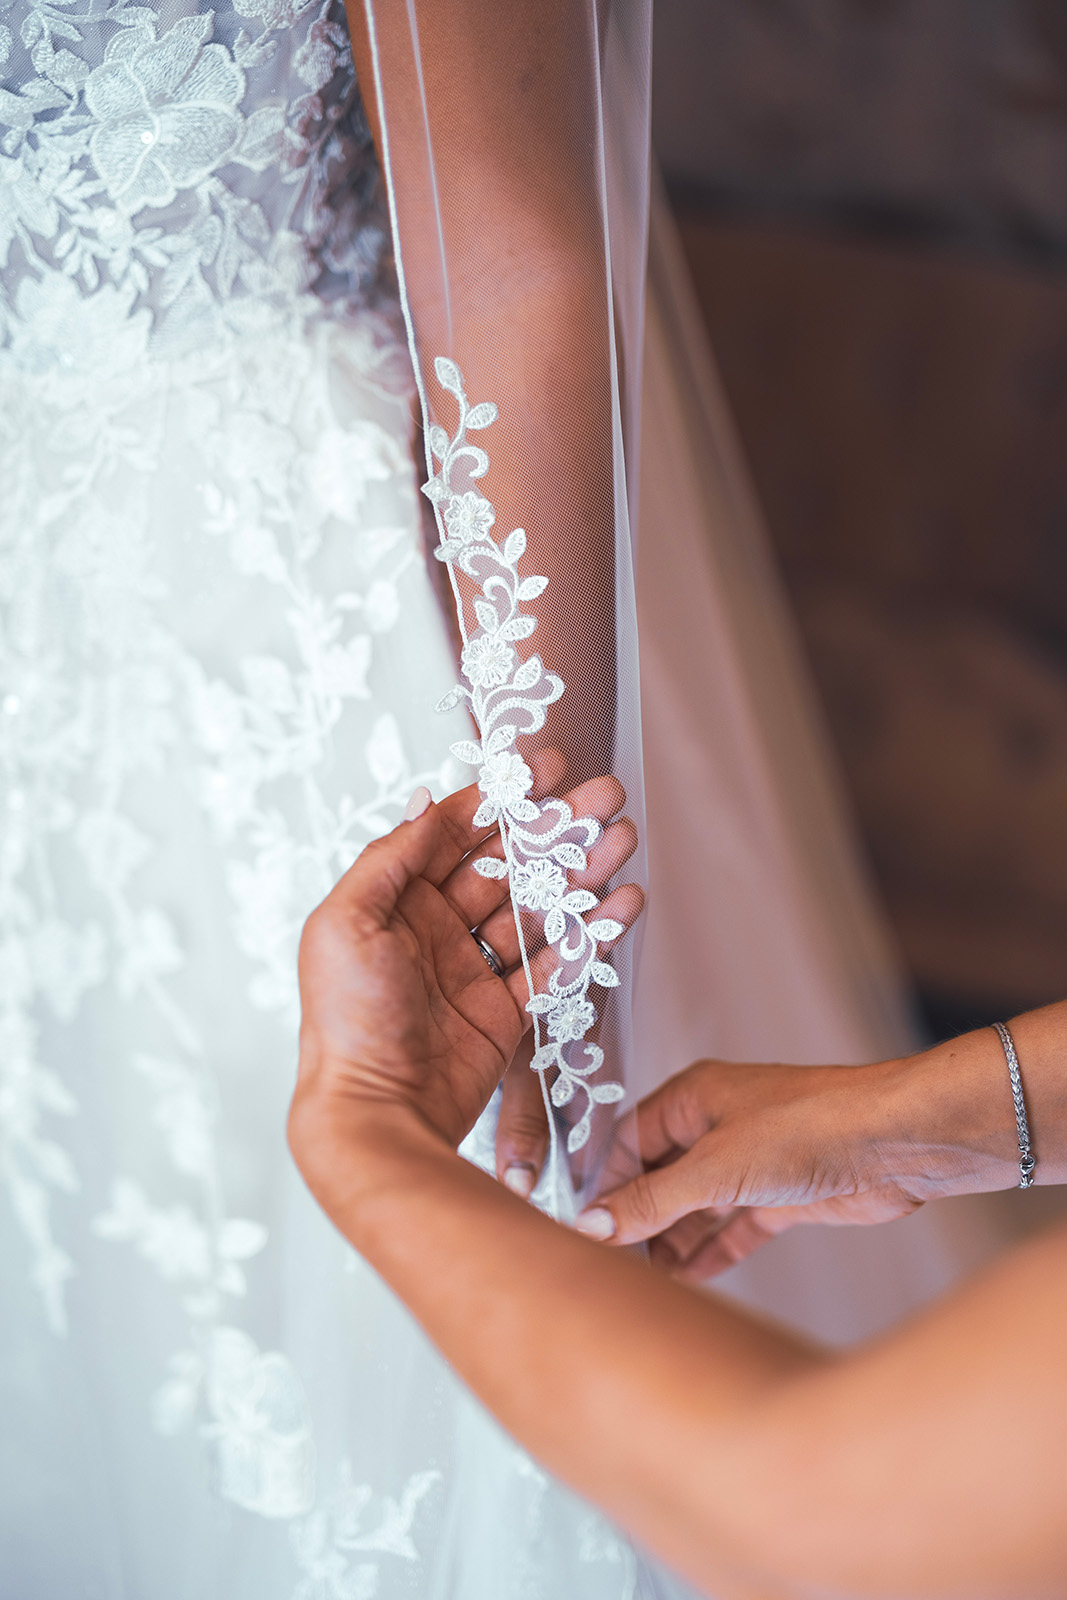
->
<box><xmin>473</xmin><ymin>935</ymin><xmax>505</xmax><ymax>978</ymax></box>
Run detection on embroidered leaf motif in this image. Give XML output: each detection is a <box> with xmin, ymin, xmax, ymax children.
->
<box><xmin>503</xmin><ymin>527</ymin><xmax>527</xmax><ymax>564</ymax></box>
<box><xmin>525</xmin><ymin>993</ymin><xmax>557</xmax><ymax>1016</ymax></box>
<box><xmin>561</xmin><ymin>889</ymin><xmax>598</xmax><ymax>914</ymax></box>
<box><xmin>499</xmin><ymin>615</ymin><xmax>537</xmax><ymax>641</ymax></box>
<box><xmin>486</xmin><ymin>724</ymin><xmax>517</xmax><ymax>755</ymax></box>
<box><xmin>511</xmin><ymin>655</ymin><xmax>543</xmax><ymax>692</ymax></box>
<box><xmin>449</xmin><ymin>740</ymin><xmax>483</xmax><ymax>766</ymax></box>
<box><xmin>471</xmin><ymin>855</ymin><xmax>509</xmax><ymax>880</ymax></box>
<box><xmin>465</xmin><ymin>401</ymin><xmax>499</xmax><ymax>429</ymax></box>
<box><xmin>433</xmin><ymin>356</ymin><xmax>463</xmax><ymax>396</ymax></box>
<box><xmin>217</xmin><ymin>1219</ymin><xmax>268</xmax><ymax>1260</ymax></box>
<box><xmin>567</xmin><ymin>1118</ymin><xmax>592</xmax><ymax>1155</ymax></box>
<box><xmin>507</xmin><ymin>797</ymin><xmax>539</xmax><ymax>823</ymax></box>
<box><xmin>592</xmin><ymin>1082</ymin><xmax>626</xmax><ymax>1104</ymax></box>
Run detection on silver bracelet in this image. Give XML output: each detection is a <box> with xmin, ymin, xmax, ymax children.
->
<box><xmin>993</xmin><ymin>1022</ymin><xmax>1036</xmax><ymax>1188</ymax></box>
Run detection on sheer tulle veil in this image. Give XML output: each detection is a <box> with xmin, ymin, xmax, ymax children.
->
<box><xmin>357</xmin><ymin>0</ymin><xmax>655</xmax><ymax>1205</ymax></box>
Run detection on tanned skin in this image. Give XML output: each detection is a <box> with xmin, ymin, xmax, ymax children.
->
<box><xmin>289</xmin><ymin>780</ymin><xmax>1067</xmax><ymax>1600</ymax></box>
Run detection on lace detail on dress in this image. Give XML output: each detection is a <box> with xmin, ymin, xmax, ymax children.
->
<box><xmin>291</xmin><ymin>1462</ymin><xmax>441</xmax><ymax>1598</ymax></box>
<box><xmin>0</xmin><ymin>0</ymin><xmax>390</xmax><ymax>366</ymax></box>
<box><xmin>423</xmin><ymin>358</ymin><xmax>625</xmax><ymax>1158</ymax></box>
<box><xmin>0</xmin><ymin>310</ymin><xmax>459</xmax><ymax>1371</ymax></box>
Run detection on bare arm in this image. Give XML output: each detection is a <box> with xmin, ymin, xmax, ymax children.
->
<box><xmin>587</xmin><ymin>1004</ymin><xmax>1067</xmax><ymax>1277</ymax></box>
<box><xmin>290</xmin><ymin>793</ymin><xmax>1067</xmax><ymax>1600</ymax></box>
<box><xmin>346</xmin><ymin>0</ymin><xmax>618</xmax><ymax>786</ymax></box>
<box><xmin>345</xmin><ymin>0</ymin><xmax>629</xmax><ymax>1187</ymax></box>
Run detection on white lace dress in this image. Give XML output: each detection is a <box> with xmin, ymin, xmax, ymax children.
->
<box><xmin>0</xmin><ymin>3</ymin><xmax>675</xmax><ymax>1595</ymax></box>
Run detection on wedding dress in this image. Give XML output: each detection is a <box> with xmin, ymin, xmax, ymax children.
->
<box><xmin>0</xmin><ymin>0</ymin><xmax>1007</xmax><ymax>1595</ymax></box>
<box><xmin>1</xmin><ymin>0</ymin><xmax>694</xmax><ymax>1593</ymax></box>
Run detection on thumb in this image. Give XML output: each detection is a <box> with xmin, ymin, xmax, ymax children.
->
<box><xmin>329</xmin><ymin>786</ymin><xmax>439</xmax><ymax>929</ymax></box>
<box><xmin>575</xmin><ymin>1133</ymin><xmax>737</xmax><ymax>1246</ymax></box>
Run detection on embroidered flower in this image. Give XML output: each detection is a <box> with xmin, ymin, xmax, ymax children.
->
<box><xmin>202</xmin><ymin>1326</ymin><xmax>315</xmax><ymax>1518</ymax></box>
<box><xmin>461</xmin><ymin>634</ymin><xmax>515</xmax><ymax>688</ymax></box>
<box><xmin>9</xmin><ymin>273</ymin><xmax>150</xmax><ymax>374</ymax></box>
<box><xmin>0</xmin><ymin>150</ymin><xmax>59</xmax><ymax>271</ymax></box>
<box><xmin>443</xmin><ymin>491</ymin><xmax>495</xmax><ymax>545</ymax></box>
<box><xmin>478</xmin><ymin>751</ymin><xmax>532</xmax><ymax>813</ymax></box>
<box><xmin>291</xmin><ymin>1460</ymin><xmax>441</xmax><ymax>1600</ymax></box>
<box><xmin>547</xmin><ymin>997</ymin><xmax>597</xmax><ymax>1044</ymax></box>
<box><xmin>512</xmin><ymin>858</ymin><xmax>567</xmax><ymax>912</ymax></box>
<box><xmin>233</xmin><ymin>0</ymin><xmax>303</xmax><ymax>29</ymax></box>
<box><xmin>85</xmin><ymin>16</ymin><xmax>245</xmax><ymax>214</ymax></box>
<box><xmin>307</xmin><ymin>423</ymin><xmax>404</xmax><ymax>519</ymax></box>
<box><xmin>93</xmin><ymin>1179</ymin><xmax>213</xmax><ymax>1281</ymax></box>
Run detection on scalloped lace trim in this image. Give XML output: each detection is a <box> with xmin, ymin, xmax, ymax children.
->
<box><xmin>422</xmin><ymin>357</ymin><xmax>624</xmax><ymax>1155</ymax></box>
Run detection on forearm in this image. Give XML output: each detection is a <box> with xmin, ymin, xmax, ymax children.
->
<box><xmin>349</xmin><ymin>0</ymin><xmax>618</xmax><ymax>783</ymax></box>
<box><xmin>882</xmin><ymin>1000</ymin><xmax>1067</xmax><ymax>1195</ymax></box>
<box><xmin>315</xmin><ymin>1101</ymin><xmax>824</xmax><ymax>1599</ymax></box>
<box><xmin>291</xmin><ymin>787</ymin><xmax>1067</xmax><ymax>1597</ymax></box>
<box><xmin>299</xmin><ymin>1098</ymin><xmax>1067</xmax><ymax>1599</ymax></box>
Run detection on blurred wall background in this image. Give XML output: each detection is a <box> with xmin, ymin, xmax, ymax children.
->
<box><xmin>653</xmin><ymin>0</ymin><xmax>1067</xmax><ymax>1039</ymax></box>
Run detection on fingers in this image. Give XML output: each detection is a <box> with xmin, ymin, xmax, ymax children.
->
<box><xmin>647</xmin><ymin>1207</ymin><xmax>730</xmax><ymax>1272</ymax></box>
<box><xmin>632</xmin><ymin>1060</ymin><xmax>742</xmax><ymax>1171</ymax></box>
<box><xmin>661</xmin><ymin>1206</ymin><xmax>802</xmax><ymax>1282</ymax></box>
<box><xmin>324</xmin><ymin>791</ymin><xmax>445</xmax><ymax>930</ymax></box>
<box><xmin>475</xmin><ymin>816</ymin><xmax>638</xmax><ymax>972</ymax></box>
<box><xmin>505</xmin><ymin>880</ymin><xmax>645</xmax><ymax>1021</ymax></box>
<box><xmin>438</xmin><ymin>773</ymin><xmax>629</xmax><ymax>933</ymax></box>
<box><xmin>495</xmin><ymin>1036</ymin><xmax>551</xmax><ymax>1199</ymax></box>
<box><xmin>575</xmin><ymin>1130</ymin><xmax>736</xmax><ymax>1246</ymax></box>
<box><xmin>332</xmin><ymin>750</ymin><xmax>575</xmax><ymax>928</ymax></box>
<box><xmin>415</xmin><ymin>750</ymin><xmax>569</xmax><ymax>892</ymax></box>
<box><xmin>417</xmin><ymin>781</ymin><xmax>504</xmax><ymax>888</ymax></box>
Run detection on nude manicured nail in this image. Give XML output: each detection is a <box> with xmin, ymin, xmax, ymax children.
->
<box><xmin>503</xmin><ymin>1164</ymin><xmax>536</xmax><ymax>1200</ymax></box>
<box><xmin>576</xmin><ymin>1208</ymin><xmax>615</xmax><ymax>1241</ymax></box>
<box><xmin>403</xmin><ymin>786</ymin><xmax>431</xmax><ymax>821</ymax></box>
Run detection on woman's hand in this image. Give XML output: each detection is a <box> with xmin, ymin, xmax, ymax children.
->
<box><xmin>289</xmin><ymin>772</ymin><xmax>639</xmax><ymax>1218</ymax></box>
<box><xmin>579</xmin><ymin>1036</ymin><xmax>1032</xmax><ymax>1278</ymax></box>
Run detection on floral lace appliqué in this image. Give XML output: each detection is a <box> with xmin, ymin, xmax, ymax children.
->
<box><xmin>291</xmin><ymin>1460</ymin><xmax>440</xmax><ymax>1600</ymax></box>
<box><xmin>0</xmin><ymin>0</ymin><xmax>390</xmax><ymax>366</ymax></box>
<box><xmin>423</xmin><ymin>358</ymin><xmax>624</xmax><ymax>1156</ymax></box>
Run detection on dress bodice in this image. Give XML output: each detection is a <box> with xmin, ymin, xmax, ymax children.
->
<box><xmin>0</xmin><ymin>0</ymin><xmax>387</xmax><ymax>369</ymax></box>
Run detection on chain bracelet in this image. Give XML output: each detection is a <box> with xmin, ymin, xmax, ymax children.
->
<box><xmin>993</xmin><ymin>1021</ymin><xmax>1036</xmax><ymax>1188</ymax></box>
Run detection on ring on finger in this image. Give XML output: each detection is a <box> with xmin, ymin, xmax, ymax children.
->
<box><xmin>473</xmin><ymin>934</ymin><xmax>506</xmax><ymax>978</ymax></box>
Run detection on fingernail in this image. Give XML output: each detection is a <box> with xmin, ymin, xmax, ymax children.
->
<box><xmin>403</xmin><ymin>786</ymin><xmax>431</xmax><ymax>821</ymax></box>
<box><xmin>503</xmin><ymin>1164</ymin><xmax>536</xmax><ymax>1200</ymax></box>
<box><xmin>575</xmin><ymin>1208</ymin><xmax>615</xmax><ymax>1241</ymax></box>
